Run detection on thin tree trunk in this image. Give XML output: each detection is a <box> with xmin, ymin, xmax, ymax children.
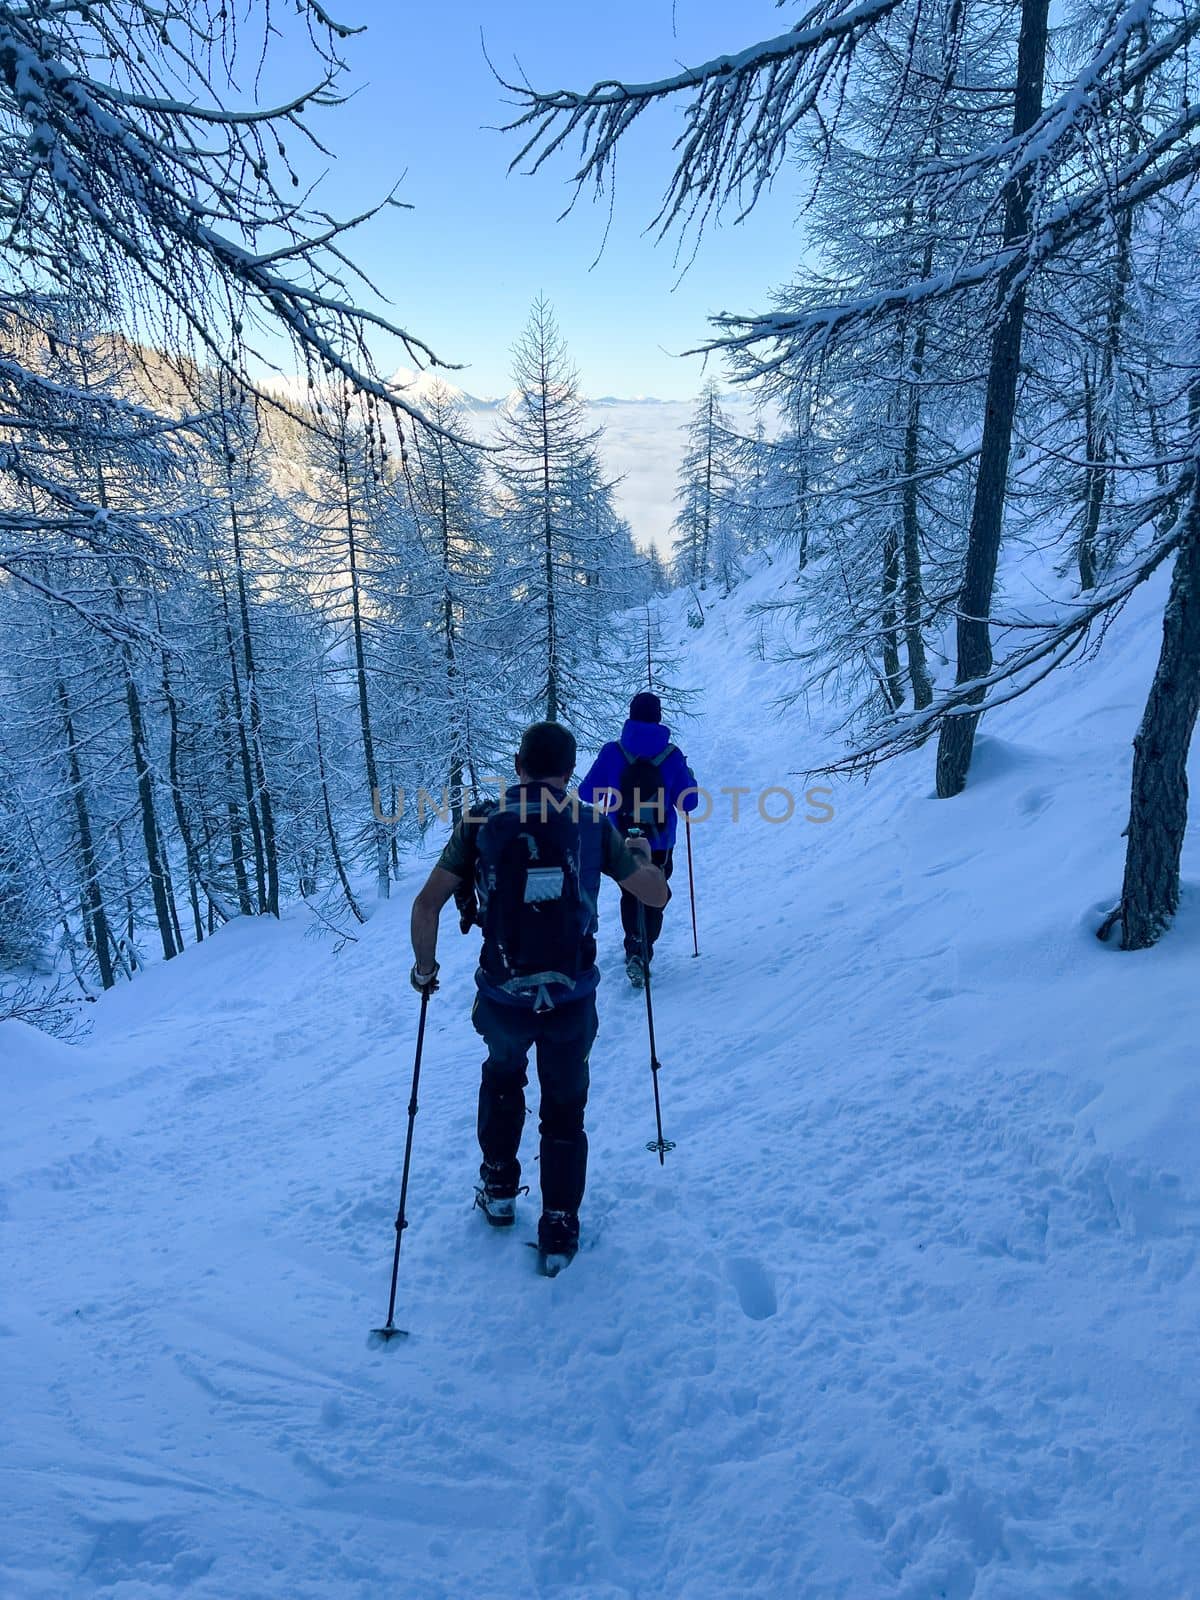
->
<box><xmin>792</xmin><ymin>392</ymin><xmax>813</xmax><ymax>575</ymax></box>
<box><xmin>161</xmin><ymin>826</ymin><xmax>185</xmax><ymax>953</ymax></box>
<box><xmin>1147</xmin><ymin>391</ymin><xmax>1170</xmax><ymax>491</ymax></box>
<box><xmin>700</xmin><ymin>393</ymin><xmax>714</xmax><ymax>588</ymax></box>
<box><xmin>1079</xmin><ymin>364</ymin><xmax>1104</xmax><ymax>591</ymax></box>
<box><xmin>314</xmin><ymin>695</ymin><xmax>365</xmax><ymax>923</ymax></box>
<box><xmin>159</xmin><ymin>629</ymin><xmax>204</xmax><ymax>943</ymax></box>
<box><xmin>114</xmin><ymin>820</ymin><xmax>139</xmax><ymax>972</ymax></box>
<box><xmin>389</xmin><ymin>782</ymin><xmax>401</xmax><ymax>880</ymax></box>
<box><xmin>1078</xmin><ymin>34</ymin><xmax>1142</xmax><ymax>590</ymax></box>
<box><xmin>881</xmin><ymin>524</ymin><xmax>903</xmax><ymax>709</ymax></box>
<box><xmin>795</xmin><ymin>466</ymin><xmax>810</xmax><ymax>573</ymax></box>
<box><xmin>438</xmin><ymin>444</ymin><xmax>465</xmax><ymax>824</ymax></box>
<box><xmin>107</xmin><ymin>572</ymin><xmax>178</xmax><ymax>963</ymax></box>
<box><xmin>540</xmin><ymin>375</ymin><xmax>560</xmax><ymax>720</ymax></box>
<box><xmin>219</xmin><ymin>692</ymin><xmax>254</xmax><ymax>916</ymax></box>
<box><xmin>902</xmin><ymin>316</ymin><xmax>934</xmax><ymax>711</ymax></box>
<box><xmin>936</xmin><ymin>0</ymin><xmax>1050</xmax><ymax>798</ymax></box>
<box><xmin>167</xmin><ymin>700</ymin><xmax>204</xmax><ymax>944</ymax></box>
<box><xmin>896</xmin><ymin>26</ymin><xmax>954</xmax><ymax>717</ymax></box>
<box><xmin>226</xmin><ymin>788</ymin><xmax>253</xmax><ymax>915</ymax></box>
<box><xmin>54</xmin><ymin>670</ymin><xmax>115</xmax><ymax>989</ymax></box>
<box><xmin>121</xmin><ymin>652</ymin><xmax>179</xmax><ymax>961</ymax></box>
<box><xmin>216</xmin><ymin>566</ymin><xmax>267</xmax><ymax>910</ymax></box>
<box><xmin>340</xmin><ymin>439</ymin><xmax>390</xmax><ymax>900</ymax></box>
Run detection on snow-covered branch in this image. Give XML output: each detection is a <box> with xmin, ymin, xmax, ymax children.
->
<box><xmin>501</xmin><ymin>0</ymin><xmax>904</xmax><ymax>234</ymax></box>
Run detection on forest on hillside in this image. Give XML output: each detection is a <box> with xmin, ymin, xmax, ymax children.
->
<box><xmin>1</xmin><ymin>0</ymin><xmax>1197</xmax><ymax>1036</ymax></box>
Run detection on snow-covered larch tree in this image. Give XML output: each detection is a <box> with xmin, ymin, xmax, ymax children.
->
<box><xmin>671</xmin><ymin>381</ymin><xmax>735</xmax><ymax>591</ymax></box>
<box><xmin>493</xmin><ymin>298</ymin><xmax>640</xmax><ymax>742</ymax></box>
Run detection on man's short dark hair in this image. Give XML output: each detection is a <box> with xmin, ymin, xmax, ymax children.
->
<box><xmin>518</xmin><ymin>720</ymin><xmax>577</xmax><ymax>780</ymax></box>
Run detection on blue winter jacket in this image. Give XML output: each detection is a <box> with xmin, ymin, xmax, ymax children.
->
<box><xmin>578</xmin><ymin>720</ymin><xmax>698</xmax><ymax>850</ymax></box>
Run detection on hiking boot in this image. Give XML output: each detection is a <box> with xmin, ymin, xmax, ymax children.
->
<box><xmin>474</xmin><ymin>1162</ymin><xmax>523</xmax><ymax>1228</ymax></box>
<box><xmin>626</xmin><ymin>954</ymin><xmax>646</xmax><ymax>989</ymax></box>
<box><xmin>537</xmin><ymin>1209</ymin><xmax>580</xmax><ymax>1263</ymax></box>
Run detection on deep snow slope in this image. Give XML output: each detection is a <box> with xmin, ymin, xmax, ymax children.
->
<box><xmin>3</xmin><ymin>560</ymin><xmax>1199</xmax><ymax>1599</ymax></box>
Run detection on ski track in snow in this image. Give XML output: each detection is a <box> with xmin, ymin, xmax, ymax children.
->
<box><xmin>3</xmin><ymin>563</ymin><xmax>1199</xmax><ymax>1598</ymax></box>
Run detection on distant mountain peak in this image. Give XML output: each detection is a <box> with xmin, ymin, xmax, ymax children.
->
<box><xmin>385</xmin><ymin>364</ymin><xmax>488</xmax><ymax>409</ymax></box>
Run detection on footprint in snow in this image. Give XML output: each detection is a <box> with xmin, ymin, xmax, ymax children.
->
<box><xmin>726</xmin><ymin>1256</ymin><xmax>778</xmax><ymax>1321</ymax></box>
<box><xmin>1019</xmin><ymin>785</ymin><xmax>1054</xmax><ymax>819</ymax></box>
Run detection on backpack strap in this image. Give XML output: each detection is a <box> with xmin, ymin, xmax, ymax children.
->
<box><xmin>618</xmin><ymin>742</ymin><xmax>675</xmax><ymax>767</ymax></box>
<box><xmin>460</xmin><ymin>800</ymin><xmax>496</xmax><ymax>867</ymax></box>
<box><xmin>452</xmin><ymin>802</ymin><xmax>495</xmax><ymax>926</ymax></box>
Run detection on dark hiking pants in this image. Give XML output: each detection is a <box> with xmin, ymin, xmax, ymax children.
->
<box><xmin>620</xmin><ymin>846</ymin><xmax>674</xmax><ymax>959</ymax></box>
<box><xmin>472</xmin><ymin>992</ymin><xmax>599</xmax><ymax>1215</ymax></box>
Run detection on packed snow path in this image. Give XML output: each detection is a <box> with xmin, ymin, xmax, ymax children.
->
<box><xmin>4</xmin><ymin>567</ymin><xmax>1199</xmax><ymax>1598</ymax></box>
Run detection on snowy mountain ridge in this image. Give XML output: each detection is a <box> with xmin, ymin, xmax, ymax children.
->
<box><xmin>384</xmin><ymin>364</ymin><xmax>747</xmax><ymax>413</ymax></box>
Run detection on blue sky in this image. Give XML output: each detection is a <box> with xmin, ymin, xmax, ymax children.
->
<box><xmin>265</xmin><ymin>1</ymin><xmax>803</xmax><ymax>400</ymax></box>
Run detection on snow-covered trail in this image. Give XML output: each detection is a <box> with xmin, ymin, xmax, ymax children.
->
<box><xmin>4</xmin><ymin>565</ymin><xmax>1199</xmax><ymax>1598</ymax></box>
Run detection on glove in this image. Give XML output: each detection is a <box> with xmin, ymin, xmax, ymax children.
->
<box><xmin>627</xmin><ymin>834</ymin><xmax>652</xmax><ymax>862</ymax></box>
<box><xmin>410</xmin><ymin>961</ymin><xmax>440</xmax><ymax>995</ymax></box>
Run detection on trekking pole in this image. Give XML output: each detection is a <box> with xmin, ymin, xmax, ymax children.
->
<box><xmin>627</xmin><ymin>831</ymin><xmax>674</xmax><ymax>1165</ymax></box>
<box><xmin>684</xmin><ymin>814</ymin><xmax>700</xmax><ymax>958</ymax></box>
<box><xmin>370</xmin><ymin>988</ymin><xmax>430</xmax><ymax>1346</ymax></box>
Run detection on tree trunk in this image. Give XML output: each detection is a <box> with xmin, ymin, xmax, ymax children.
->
<box><xmin>1078</xmin><ymin>31</ymin><xmax>1142</xmax><ymax>591</ymax></box>
<box><xmin>341</xmin><ymin>445</ymin><xmax>390</xmax><ymax>900</ymax></box>
<box><xmin>219</xmin><ymin>693</ymin><xmax>254</xmax><ymax>916</ymax></box>
<box><xmin>1110</xmin><ymin>472</ymin><xmax>1200</xmax><ymax>949</ymax></box>
<box><xmin>54</xmin><ymin>670</ymin><xmax>115</xmax><ymax>989</ymax></box>
<box><xmin>881</xmin><ymin>524</ymin><xmax>903</xmax><ymax>709</ymax></box>
<box><xmin>700</xmin><ymin>393</ymin><xmax>715</xmax><ymax>588</ymax></box>
<box><xmin>936</xmin><ymin>0</ymin><xmax>1050</xmax><ymax>797</ymax></box>
<box><xmin>902</xmin><ymin>317</ymin><xmax>934</xmax><ymax>711</ymax></box>
<box><xmin>1078</xmin><ymin>363</ymin><xmax>1104</xmax><ymax>591</ymax></box>
<box><xmin>121</xmin><ymin>655</ymin><xmax>179</xmax><ymax>961</ymax></box>
<box><xmin>161</xmin><ymin>826</ymin><xmax>185</xmax><ymax>952</ymax></box>
<box><xmin>113</xmin><ymin>820</ymin><xmax>139</xmax><ymax>975</ymax></box>
<box><xmin>108</xmin><ymin>575</ymin><xmax>178</xmax><ymax>962</ymax></box>
<box><xmin>539</xmin><ymin>379</ymin><xmax>560</xmax><ymax>720</ymax></box>
<box><xmin>439</xmin><ymin>449</ymin><xmax>465</xmax><ymax>823</ymax></box>
<box><xmin>314</xmin><ymin>695</ymin><xmax>365</xmax><ymax>923</ymax></box>
<box><xmin>159</xmin><ymin>635</ymin><xmax>204</xmax><ymax>943</ymax></box>
<box><xmin>216</xmin><ymin>567</ymin><xmax>267</xmax><ymax>910</ymax></box>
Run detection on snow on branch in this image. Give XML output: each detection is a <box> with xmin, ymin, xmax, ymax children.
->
<box><xmin>0</xmin><ymin>3</ymin><xmax>465</xmax><ymax>439</ymax></box>
<box><xmin>918</xmin><ymin>2</ymin><xmax>1200</xmax><ymax>193</ymax></box>
<box><xmin>703</xmin><ymin>97</ymin><xmax>1200</xmax><ymax>377</ymax></box>
<box><xmin>500</xmin><ymin>0</ymin><xmax>904</xmax><ymax>235</ymax></box>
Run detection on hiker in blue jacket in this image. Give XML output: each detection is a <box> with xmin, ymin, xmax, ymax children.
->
<box><xmin>579</xmin><ymin>692</ymin><xmax>698</xmax><ymax>987</ymax></box>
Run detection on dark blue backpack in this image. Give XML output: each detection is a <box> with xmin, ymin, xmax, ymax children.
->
<box><xmin>475</xmin><ymin>797</ymin><xmax>592</xmax><ymax>1006</ymax></box>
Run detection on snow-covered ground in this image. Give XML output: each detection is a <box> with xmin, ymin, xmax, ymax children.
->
<box><xmin>4</xmin><ymin>561</ymin><xmax>1198</xmax><ymax>1598</ymax></box>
